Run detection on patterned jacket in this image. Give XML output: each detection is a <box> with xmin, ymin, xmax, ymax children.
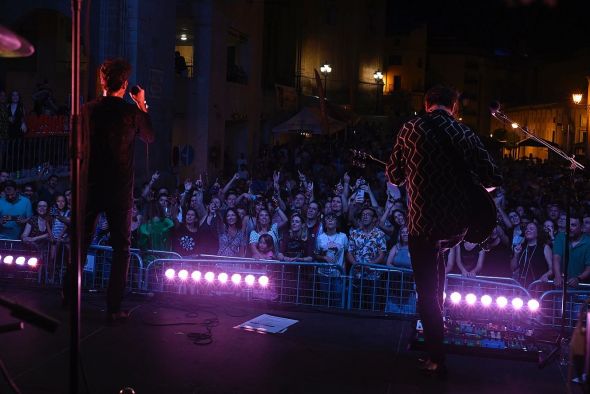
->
<box><xmin>386</xmin><ymin>109</ymin><xmax>503</xmax><ymax>239</ymax></box>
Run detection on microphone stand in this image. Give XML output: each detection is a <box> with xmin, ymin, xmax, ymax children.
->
<box><xmin>491</xmin><ymin>107</ymin><xmax>584</xmax><ymax>368</ymax></box>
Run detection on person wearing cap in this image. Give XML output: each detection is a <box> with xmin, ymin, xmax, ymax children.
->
<box><xmin>0</xmin><ymin>180</ymin><xmax>32</xmax><ymax>239</ymax></box>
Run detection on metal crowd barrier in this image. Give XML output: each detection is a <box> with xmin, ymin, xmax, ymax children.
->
<box><xmin>144</xmin><ymin>257</ymin><xmax>347</xmax><ymax>308</ymax></box>
<box><xmin>0</xmin><ymin>135</ymin><xmax>69</xmax><ymax>174</ymax></box>
<box><xmin>348</xmin><ymin>263</ymin><xmax>416</xmax><ymax>315</ymax></box>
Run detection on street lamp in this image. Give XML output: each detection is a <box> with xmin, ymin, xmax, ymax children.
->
<box><xmin>373</xmin><ymin>70</ymin><xmax>384</xmax><ymax>114</ymax></box>
<box><xmin>320</xmin><ymin>62</ymin><xmax>332</xmax><ymax>97</ymax></box>
<box><xmin>571</xmin><ymin>88</ymin><xmax>590</xmax><ymax>158</ymax></box>
<box><xmin>572</xmin><ymin>93</ymin><xmax>583</xmax><ymax>105</ymax></box>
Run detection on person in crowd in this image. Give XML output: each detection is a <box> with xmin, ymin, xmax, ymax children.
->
<box><xmin>0</xmin><ymin>180</ymin><xmax>32</xmax><ymax>239</ymax></box>
<box><xmin>196</xmin><ymin>196</ymin><xmax>222</xmax><ymax>255</ymax></box>
<box><xmin>38</xmin><ymin>175</ymin><xmax>60</xmax><ymax>207</ymax></box>
<box><xmin>315</xmin><ymin>213</ymin><xmax>349</xmax><ymax>305</ymax></box>
<box><xmin>50</xmin><ymin>194</ymin><xmax>70</xmax><ymax>241</ymax></box>
<box><xmin>479</xmin><ymin>225</ymin><xmax>511</xmax><ymax>277</ymax></box>
<box><xmin>386</xmin><ymin>225</ymin><xmax>411</xmax><ymax>269</ymax></box>
<box><xmin>22</xmin><ymin>183</ymin><xmax>36</xmax><ymax>205</ymax></box>
<box><xmin>553</xmin><ymin>216</ymin><xmax>590</xmax><ymax>287</ymax></box>
<box><xmin>583</xmin><ymin>213</ymin><xmax>590</xmax><ymax>235</ymax></box>
<box><xmin>66</xmin><ymin>58</ymin><xmax>154</xmax><ymax>323</ymax></box>
<box><xmin>139</xmin><ymin>204</ymin><xmax>174</xmax><ymax>251</ymax></box>
<box><xmin>218</xmin><ymin>208</ymin><xmax>247</xmax><ymax>257</ymax></box>
<box><xmin>256</xmin><ymin>233</ymin><xmax>275</xmax><ymax>260</ymax></box>
<box><xmin>347</xmin><ymin>207</ymin><xmax>387</xmax><ymax>266</ymax></box>
<box><xmin>92</xmin><ymin>212</ymin><xmax>110</xmax><ymax>245</ymax></box>
<box><xmin>7</xmin><ymin>90</ymin><xmax>27</xmax><ymax>138</ymax></box>
<box><xmin>543</xmin><ymin>219</ymin><xmax>556</xmax><ymax>248</ymax></box>
<box><xmin>304</xmin><ymin>201</ymin><xmax>323</xmax><ymax>242</ymax></box>
<box><xmin>511</xmin><ymin>222</ymin><xmax>553</xmax><ymax>286</ymax></box>
<box><xmin>0</xmin><ymin>90</ymin><xmax>9</xmax><ymax>139</ymax></box>
<box><xmin>249</xmin><ymin>209</ymin><xmax>280</xmax><ymax>258</ymax></box>
<box><xmin>278</xmin><ymin>212</ymin><xmax>314</xmax><ymax>262</ymax></box>
<box><xmin>130</xmin><ymin>200</ymin><xmax>142</xmax><ymax>248</ymax></box>
<box><xmin>453</xmin><ymin>240</ymin><xmax>486</xmax><ymax>277</ymax></box>
<box><xmin>170</xmin><ymin>208</ymin><xmax>199</xmax><ymax>257</ymax></box>
<box><xmin>557</xmin><ymin>212</ymin><xmax>567</xmax><ymax>235</ymax></box>
<box><xmin>329</xmin><ymin>194</ymin><xmax>350</xmax><ymax>235</ymax></box>
<box><xmin>21</xmin><ymin>200</ymin><xmax>52</xmax><ymax>248</ymax></box>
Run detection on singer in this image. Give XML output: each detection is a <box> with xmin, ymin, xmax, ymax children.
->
<box><xmin>64</xmin><ymin>58</ymin><xmax>154</xmax><ymax>323</ymax></box>
<box><xmin>386</xmin><ymin>85</ymin><xmax>502</xmax><ymax>376</ymax></box>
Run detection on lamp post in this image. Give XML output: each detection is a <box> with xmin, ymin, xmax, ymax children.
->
<box><xmin>373</xmin><ymin>70</ymin><xmax>384</xmax><ymax>114</ymax></box>
<box><xmin>571</xmin><ymin>81</ymin><xmax>590</xmax><ymax>159</ymax></box>
<box><xmin>320</xmin><ymin>62</ymin><xmax>332</xmax><ymax>98</ymax></box>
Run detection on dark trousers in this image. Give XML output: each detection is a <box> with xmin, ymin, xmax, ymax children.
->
<box><xmin>408</xmin><ymin>235</ymin><xmax>456</xmax><ymax>365</ymax></box>
<box><xmin>64</xmin><ymin>187</ymin><xmax>132</xmax><ymax>314</ymax></box>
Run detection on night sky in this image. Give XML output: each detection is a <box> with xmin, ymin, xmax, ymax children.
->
<box><xmin>387</xmin><ymin>0</ymin><xmax>590</xmax><ymax>57</ymax></box>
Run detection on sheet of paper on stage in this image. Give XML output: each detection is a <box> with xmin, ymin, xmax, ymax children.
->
<box><xmin>234</xmin><ymin>314</ymin><xmax>298</xmax><ymax>334</ymax></box>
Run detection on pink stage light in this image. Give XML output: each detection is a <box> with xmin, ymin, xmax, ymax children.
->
<box><xmin>245</xmin><ymin>274</ymin><xmax>255</xmax><ymax>286</ymax></box>
<box><xmin>231</xmin><ymin>273</ymin><xmax>242</xmax><ymax>285</ymax></box>
<box><xmin>191</xmin><ymin>270</ymin><xmax>202</xmax><ymax>282</ymax></box>
<box><xmin>204</xmin><ymin>271</ymin><xmax>215</xmax><ymax>283</ymax></box>
<box><xmin>527</xmin><ymin>299</ymin><xmax>540</xmax><ymax>312</ymax></box>
<box><xmin>27</xmin><ymin>257</ymin><xmax>38</xmax><ymax>267</ymax></box>
<box><xmin>465</xmin><ymin>293</ymin><xmax>477</xmax><ymax>305</ymax></box>
<box><xmin>3</xmin><ymin>255</ymin><xmax>14</xmax><ymax>264</ymax></box>
<box><xmin>512</xmin><ymin>297</ymin><xmax>524</xmax><ymax>310</ymax></box>
<box><xmin>15</xmin><ymin>256</ymin><xmax>26</xmax><ymax>266</ymax></box>
<box><xmin>481</xmin><ymin>295</ymin><xmax>493</xmax><ymax>307</ymax></box>
<box><xmin>178</xmin><ymin>269</ymin><xmax>189</xmax><ymax>280</ymax></box>
<box><xmin>450</xmin><ymin>292</ymin><xmax>461</xmax><ymax>304</ymax></box>
<box><xmin>164</xmin><ymin>268</ymin><xmax>175</xmax><ymax>280</ymax></box>
<box><xmin>496</xmin><ymin>296</ymin><xmax>508</xmax><ymax>308</ymax></box>
<box><xmin>258</xmin><ymin>275</ymin><xmax>269</xmax><ymax>287</ymax></box>
<box><xmin>218</xmin><ymin>272</ymin><xmax>229</xmax><ymax>284</ymax></box>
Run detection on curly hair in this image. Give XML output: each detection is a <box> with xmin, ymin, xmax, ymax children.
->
<box><xmin>100</xmin><ymin>58</ymin><xmax>131</xmax><ymax>93</ymax></box>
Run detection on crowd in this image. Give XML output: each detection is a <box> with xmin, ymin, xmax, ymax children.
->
<box><xmin>1</xmin><ymin>127</ymin><xmax>590</xmax><ymax>291</ymax></box>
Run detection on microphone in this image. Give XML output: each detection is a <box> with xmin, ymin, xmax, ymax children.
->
<box><xmin>489</xmin><ymin>100</ymin><xmax>501</xmax><ymax>115</ymax></box>
<box><xmin>130</xmin><ymin>85</ymin><xmax>140</xmax><ymax>95</ymax></box>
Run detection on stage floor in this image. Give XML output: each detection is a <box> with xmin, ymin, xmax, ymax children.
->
<box><xmin>0</xmin><ymin>285</ymin><xmax>567</xmax><ymax>394</ymax></box>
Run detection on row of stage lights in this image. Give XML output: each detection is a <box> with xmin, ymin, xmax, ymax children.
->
<box><xmin>447</xmin><ymin>291</ymin><xmax>540</xmax><ymax>312</ymax></box>
<box><xmin>164</xmin><ymin>268</ymin><xmax>269</xmax><ymax>287</ymax></box>
<box><xmin>1</xmin><ymin>255</ymin><xmax>39</xmax><ymax>268</ymax></box>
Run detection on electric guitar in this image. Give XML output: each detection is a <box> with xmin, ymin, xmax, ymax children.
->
<box><xmin>350</xmin><ymin>149</ymin><xmax>497</xmax><ymax>245</ymax></box>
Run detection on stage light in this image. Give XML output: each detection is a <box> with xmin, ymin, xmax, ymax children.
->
<box><xmin>245</xmin><ymin>274</ymin><xmax>255</xmax><ymax>286</ymax></box>
<box><xmin>527</xmin><ymin>299</ymin><xmax>540</xmax><ymax>312</ymax></box>
<box><xmin>450</xmin><ymin>292</ymin><xmax>461</xmax><ymax>304</ymax></box>
<box><xmin>178</xmin><ymin>269</ymin><xmax>189</xmax><ymax>281</ymax></box>
<box><xmin>165</xmin><ymin>268</ymin><xmax>175</xmax><ymax>280</ymax></box>
<box><xmin>191</xmin><ymin>270</ymin><xmax>201</xmax><ymax>282</ymax></box>
<box><xmin>465</xmin><ymin>293</ymin><xmax>477</xmax><ymax>306</ymax></box>
<box><xmin>481</xmin><ymin>295</ymin><xmax>492</xmax><ymax>307</ymax></box>
<box><xmin>205</xmin><ymin>271</ymin><xmax>215</xmax><ymax>283</ymax></box>
<box><xmin>258</xmin><ymin>275</ymin><xmax>269</xmax><ymax>287</ymax></box>
<box><xmin>218</xmin><ymin>272</ymin><xmax>229</xmax><ymax>284</ymax></box>
<box><xmin>496</xmin><ymin>296</ymin><xmax>508</xmax><ymax>308</ymax></box>
<box><xmin>15</xmin><ymin>256</ymin><xmax>25</xmax><ymax>266</ymax></box>
<box><xmin>231</xmin><ymin>273</ymin><xmax>241</xmax><ymax>285</ymax></box>
<box><xmin>27</xmin><ymin>257</ymin><xmax>38</xmax><ymax>267</ymax></box>
<box><xmin>3</xmin><ymin>255</ymin><xmax>13</xmax><ymax>264</ymax></box>
<box><xmin>512</xmin><ymin>297</ymin><xmax>524</xmax><ymax>310</ymax></box>
<box><xmin>511</xmin><ymin>122</ymin><xmax>519</xmax><ymax>129</ymax></box>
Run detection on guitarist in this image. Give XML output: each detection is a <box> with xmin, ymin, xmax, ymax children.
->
<box><xmin>386</xmin><ymin>85</ymin><xmax>502</xmax><ymax>376</ymax></box>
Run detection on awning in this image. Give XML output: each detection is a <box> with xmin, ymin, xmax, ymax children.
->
<box><xmin>272</xmin><ymin>106</ymin><xmax>346</xmax><ymax>134</ymax></box>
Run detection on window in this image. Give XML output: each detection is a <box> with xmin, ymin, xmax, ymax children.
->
<box><xmin>389</xmin><ymin>54</ymin><xmax>402</xmax><ymax>66</ymax></box>
<box><xmin>394</xmin><ymin>75</ymin><xmax>402</xmax><ymax>91</ymax></box>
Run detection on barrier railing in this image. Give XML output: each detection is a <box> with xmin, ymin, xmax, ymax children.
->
<box><xmin>144</xmin><ymin>257</ymin><xmax>347</xmax><ymax>308</ymax></box>
<box><xmin>348</xmin><ymin>263</ymin><xmax>417</xmax><ymax>315</ymax></box>
<box><xmin>0</xmin><ymin>135</ymin><xmax>69</xmax><ymax>174</ymax></box>
<box><xmin>446</xmin><ymin>274</ymin><xmax>531</xmax><ymax>299</ymax></box>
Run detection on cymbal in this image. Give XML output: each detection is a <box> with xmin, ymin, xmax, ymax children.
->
<box><xmin>0</xmin><ymin>24</ymin><xmax>34</xmax><ymax>58</ymax></box>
